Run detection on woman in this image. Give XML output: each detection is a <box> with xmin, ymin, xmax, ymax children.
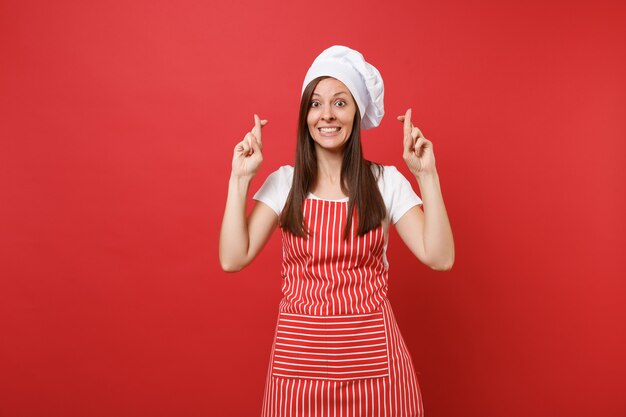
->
<box><xmin>219</xmin><ymin>45</ymin><xmax>454</xmax><ymax>417</ymax></box>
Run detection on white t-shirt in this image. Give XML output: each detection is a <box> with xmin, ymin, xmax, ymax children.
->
<box><xmin>253</xmin><ymin>164</ymin><xmax>422</xmax><ymax>222</ymax></box>
<box><xmin>252</xmin><ymin>164</ymin><xmax>422</xmax><ymax>271</ymax></box>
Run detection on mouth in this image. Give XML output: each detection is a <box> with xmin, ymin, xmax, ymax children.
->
<box><xmin>318</xmin><ymin>127</ymin><xmax>341</xmax><ymax>134</ymax></box>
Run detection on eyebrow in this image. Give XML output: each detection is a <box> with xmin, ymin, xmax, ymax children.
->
<box><xmin>312</xmin><ymin>91</ymin><xmax>349</xmax><ymax>97</ymax></box>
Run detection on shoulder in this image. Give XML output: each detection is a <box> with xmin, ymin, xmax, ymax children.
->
<box><xmin>274</xmin><ymin>164</ymin><xmax>294</xmax><ymax>179</ymax></box>
<box><xmin>370</xmin><ymin>163</ymin><xmax>422</xmax><ymax>224</ymax></box>
<box><xmin>265</xmin><ymin>165</ymin><xmax>293</xmax><ymax>188</ymax></box>
<box><xmin>253</xmin><ymin>165</ymin><xmax>293</xmax><ymax>216</ymax></box>
<box><xmin>370</xmin><ymin>163</ymin><xmax>405</xmax><ymax>188</ymax></box>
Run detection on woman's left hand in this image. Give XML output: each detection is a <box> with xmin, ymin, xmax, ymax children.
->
<box><xmin>398</xmin><ymin>108</ymin><xmax>436</xmax><ymax>177</ymax></box>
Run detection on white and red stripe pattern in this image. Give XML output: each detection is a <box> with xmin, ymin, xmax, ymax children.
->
<box><xmin>279</xmin><ymin>198</ymin><xmax>388</xmax><ymax>316</ymax></box>
<box><xmin>262</xmin><ymin>298</ymin><xmax>423</xmax><ymax>416</ymax></box>
<box><xmin>262</xmin><ymin>197</ymin><xmax>423</xmax><ymax>416</ymax></box>
<box><xmin>272</xmin><ymin>311</ymin><xmax>389</xmax><ymax>381</ymax></box>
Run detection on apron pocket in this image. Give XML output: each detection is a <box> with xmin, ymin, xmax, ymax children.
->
<box><xmin>271</xmin><ymin>311</ymin><xmax>389</xmax><ymax>381</ymax></box>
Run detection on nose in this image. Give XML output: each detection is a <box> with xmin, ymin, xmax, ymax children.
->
<box><xmin>321</xmin><ymin>105</ymin><xmax>335</xmax><ymax>121</ymax></box>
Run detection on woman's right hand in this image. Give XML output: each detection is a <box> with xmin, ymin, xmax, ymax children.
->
<box><xmin>231</xmin><ymin>114</ymin><xmax>267</xmax><ymax>179</ymax></box>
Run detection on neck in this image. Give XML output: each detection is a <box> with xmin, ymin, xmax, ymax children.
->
<box><xmin>316</xmin><ymin>148</ymin><xmax>343</xmax><ymax>183</ymax></box>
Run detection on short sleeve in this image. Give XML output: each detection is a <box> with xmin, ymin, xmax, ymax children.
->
<box><xmin>252</xmin><ymin>165</ymin><xmax>294</xmax><ymax>216</ymax></box>
<box><xmin>379</xmin><ymin>165</ymin><xmax>423</xmax><ymax>224</ymax></box>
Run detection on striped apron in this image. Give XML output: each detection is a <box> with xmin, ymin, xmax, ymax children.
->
<box><xmin>261</xmin><ymin>197</ymin><xmax>423</xmax><ymax>416</ymax></box>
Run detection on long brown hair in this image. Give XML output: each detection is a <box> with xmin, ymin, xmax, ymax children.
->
<box><xmin>279</xmin><ymin>76</ymin><xmax>386</xmax><ymax>240</ymax></box>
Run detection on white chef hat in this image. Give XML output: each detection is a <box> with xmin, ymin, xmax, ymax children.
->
<box><xmin>302</xmin><ymin>45</ymin><xmax>384</xmax><ymax>130</ymax></box>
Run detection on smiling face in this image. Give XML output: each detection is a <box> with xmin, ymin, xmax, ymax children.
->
<box><xmin>307</xmin><ymin>78</ymin><xmax>357</xmax><ymax>154</ymax></box>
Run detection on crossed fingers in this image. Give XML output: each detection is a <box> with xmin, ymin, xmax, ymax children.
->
<box><xmin>242</xmin><ymin>114</ymin><xmax>268</xmax><ymax>156</ymax></box>
<box><xmin>397</xmin><ymin>108</ymin><xmax>425</xmax><ymax>155</ymax></box>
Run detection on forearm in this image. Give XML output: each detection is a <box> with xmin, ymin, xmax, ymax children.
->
<box><xmin>219</xmin><ymin>174</ymin><xmax>254</xmax><ymax>271</ymax></box>
<box><xmin>415</xmin><ymin>171</ymin><xmax>455</xmax><ymax>270</ymax></box>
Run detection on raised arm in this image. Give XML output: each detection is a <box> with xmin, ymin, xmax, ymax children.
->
<box><xmin>394</xmin><ymin>109</ymin><xmax>455</xmax><ymax>271</ymax></box>
<box><xmin>219</xmin><ymin>115</ymin><xmax>279</xmax><ymax>272</ymax></box>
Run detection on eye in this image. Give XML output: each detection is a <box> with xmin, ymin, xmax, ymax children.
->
<box><xmin>335</xmin><ymin>100</ymin><xmax>347</xmax><ymax>107</ymax></box>
<box><xmin>310</xmin><ymin>101</ymin><xmax>320</xmax><ymax>108</ymax></box>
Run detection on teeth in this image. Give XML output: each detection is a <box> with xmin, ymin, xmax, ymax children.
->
<box><xmin>320</xmin><ymin>127</ymin><xmax>340</xmax><ymax>133</ymax></box>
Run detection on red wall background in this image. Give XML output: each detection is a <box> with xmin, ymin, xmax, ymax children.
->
<box><xmin>1</xmin><ymin>1</ymin><xmax>625</xmax><ymax>416</ymax></box>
